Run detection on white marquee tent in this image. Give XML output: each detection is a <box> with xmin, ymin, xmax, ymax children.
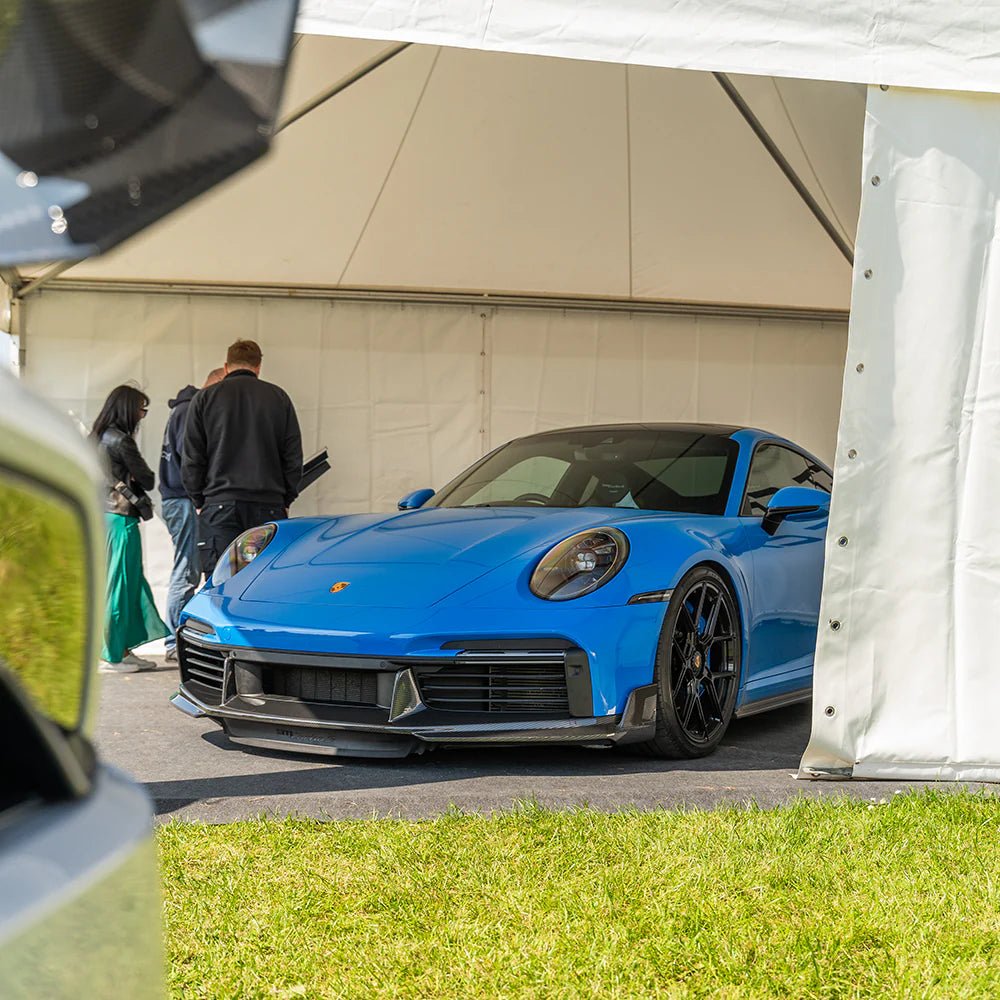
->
<box><xmin>2</xmin><ymin>0</ymin><xmax>995</xmax><ymax>781</ymax></box>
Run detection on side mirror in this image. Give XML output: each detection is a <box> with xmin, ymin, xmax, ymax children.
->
<box><xmin>763</xmin><ymin>486</ymin><xmax>830</xmax><ymax>535</ymax></box>
<box><xmin>398</xmin><ymin>488</ymin><xmax>435</xmax><ymax>511</ymax></box>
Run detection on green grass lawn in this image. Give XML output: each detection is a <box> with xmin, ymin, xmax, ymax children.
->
<box><xmin>159</xmin><ymin>791</ymin><xmax>1000</xmax><ymax>999</ymax></box>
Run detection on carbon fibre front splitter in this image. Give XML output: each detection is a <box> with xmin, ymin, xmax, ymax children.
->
<box><xmin>170</xmin><ymin>683</ymin><xmax>658</xmax><ymax>759</ymax></box>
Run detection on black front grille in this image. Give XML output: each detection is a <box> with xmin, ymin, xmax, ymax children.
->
<box><xmin>177</xmin><ymin>637</ymin><xmax>583</xmax><ymax>718</ymax></box>
<box><xmin>265</xmin><ymin>665</ymin><xmax>379</xmax><ymax>707</ymax></box>
<box><xmin>413</xmin><ymin>653</ymin><xmax>570</xmax><ymax>714</ymax></box>
<box><xmin>179</xmin><ymin>633</ymin><xmax>225</xmax><ymax>692</ymax></box>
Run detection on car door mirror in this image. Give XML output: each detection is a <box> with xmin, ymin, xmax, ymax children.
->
<box><xmin>763</xmin><ymin>486</ymin><xmax>830</xmax><ymax>535</ymax></box>
<box><xmin>398</xmin><ymin>488</ymin><xmax>435</xmax><ymax>511</ymax></box>
<box><xmin>0</xmin><ymin>470</ymin><xmax>95</xmax><ymax>806</ymax></box>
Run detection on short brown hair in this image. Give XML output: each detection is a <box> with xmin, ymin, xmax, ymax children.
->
<box><xmin>226</xmin><ymin>339</ymin><xmax>262</xmax><ymax>368</ymax></box>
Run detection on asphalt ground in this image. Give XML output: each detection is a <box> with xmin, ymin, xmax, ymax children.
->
<box><xmin>96</xmin><ymin>658</ymin><xmax>986</xmax><ymax>823</ymax></box>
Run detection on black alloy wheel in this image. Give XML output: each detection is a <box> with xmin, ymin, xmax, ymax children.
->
<box><xmin>638</xmin><ymin>565</ymin><xmax>741</xmax><ymax>759</ymax></box>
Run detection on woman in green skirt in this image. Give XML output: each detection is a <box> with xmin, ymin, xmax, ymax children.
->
<box><xmin>91</xmin><ymin>385</ymin><xmax>168</xmax><ymax>673</ymax></box>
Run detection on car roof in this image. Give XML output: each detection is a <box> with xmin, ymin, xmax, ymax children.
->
<box><xmin>520</xmin><ymin>422</ymin><xmax>754</xmax><ymax>440</ymax></box>
<box><xmin>514</xmin><ymin>423</ymin><xmax>828</xmax><ymax>470</ymax></box>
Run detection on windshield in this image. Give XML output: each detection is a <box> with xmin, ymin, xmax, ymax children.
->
<box><xmin>432</xmin><ymin>428</ymin><xmax>739</xmax><ymax>514</ymax></box>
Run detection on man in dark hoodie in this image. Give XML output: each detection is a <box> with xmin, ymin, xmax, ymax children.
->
<box><xmin>159</xmin><ymin>367</ymin><xmax>224</xmax><ymax>661</ymax></box>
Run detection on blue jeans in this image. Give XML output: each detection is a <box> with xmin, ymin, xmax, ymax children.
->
<box><xmin>161</xmin><ymin>497</ymin><xmax>200</xmax><ymax>651</ymax></box>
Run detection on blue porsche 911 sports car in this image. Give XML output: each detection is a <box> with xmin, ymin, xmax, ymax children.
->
<box><xmin>171</xmin><ymin>424</ymin><xmax>832</xmax><ymax>759</ymax></box>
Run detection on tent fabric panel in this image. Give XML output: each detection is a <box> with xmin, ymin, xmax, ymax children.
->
<box><xmin>337</xmin><ymin>47</ymin><xmax>634</xmax><ymax>296</ymax></box>
<box><xmin>800</xmin><ymin>85</ymin><xmax>1000</xmax><ymax>783</ymax></box>
<box><xmin>487</xmin><ymin>309</ymin><xmax>846</xmax><ymax>464</ymax></box>
<box><xmin>298</xmin><ymin>0</ymin><xmax>1000</xmax><ymax>96</ymax></box>
<box><xmin>626</xmin><ymin>65</ymin><xmax>853</xmax><ymax>305</ymax></box>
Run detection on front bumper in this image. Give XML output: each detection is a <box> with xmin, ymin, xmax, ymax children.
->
<box><xmin>171</xmin><ymin>626</ymin><xmax>658</xmax><ymax>758</ymax></box>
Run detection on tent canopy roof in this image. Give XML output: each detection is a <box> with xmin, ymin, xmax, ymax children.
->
<box><xmin>62</xmin><ymin>36</ymin><xmax>862</xmax><ymax>311</ymax></box>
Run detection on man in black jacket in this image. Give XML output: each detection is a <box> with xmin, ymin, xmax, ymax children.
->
<box><xmin>182</xmin><ymin>340</ymin><xmax>303</xmax><ymax>576</ymax></box>
<box><xmin>159</xmin><ymin>368</ymin><xmax>223</xmax><ymax>661</ymax></box>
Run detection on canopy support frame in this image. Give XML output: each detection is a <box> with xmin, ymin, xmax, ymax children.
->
<box><xmin>713</xmin><ymin>72</ymin><xmax>856</xmax><ymax>266</ymax></box>
<box><xmin>276</xmin><ymin>41</ymin><xmax>412</xmax><ymax>134</ymax></box>
<box><xmin>28</xmin><ymin>276</ymin><xmax>850</xmax><ymax>323</ymax></box>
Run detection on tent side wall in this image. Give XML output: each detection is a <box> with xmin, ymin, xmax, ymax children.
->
<box><xmin>801</xmin><ymin>85</ymin><xmax>1000</xmax><ymax>781</ymax></box>
<box><xmin>21</xmin><ymin>287</ymin><xmax>847</xmax><ymax>613</ymax></box>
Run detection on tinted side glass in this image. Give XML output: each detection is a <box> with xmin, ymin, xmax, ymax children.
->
<box><xmin>742</xmin><ymin>445</ymin><xmax>832</xmax><ymax>516</ymax></box>
<box><xmin>0</xmin><ymin>472</ymin><xmax>88</xmax><ymax>731</ymax></box>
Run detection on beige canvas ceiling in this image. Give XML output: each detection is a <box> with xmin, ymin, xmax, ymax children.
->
<box><xmin>40</xmin><ymin>34</ymin><xmax>864</xmax><ymax>311</ymax></box>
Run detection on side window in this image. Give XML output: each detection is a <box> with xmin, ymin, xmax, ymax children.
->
<box><xmin>462</xmin><ymin>456</ymin><xmax>571</xmax><ymax>505</ymax></box>
<box><xmin>799</xmin><ymin>462</ymin><xmax>833</xmax><ymax>494</ymax></box>
<box><xmin>742</xmin><ymin>445</ymin><xmax>832</xmax><ymax>516</ymax></box>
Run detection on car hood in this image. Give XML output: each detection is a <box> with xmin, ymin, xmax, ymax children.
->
<box><xmin>239</xmin><ymin>506</ymin><xmax>659</xmax><ymax>609</ymax></box>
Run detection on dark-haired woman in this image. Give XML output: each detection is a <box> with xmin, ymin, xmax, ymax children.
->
<box><xmin>92</xmin><ymin>385</ymin><xmax>168</xmax><ymax>672</ymax></box>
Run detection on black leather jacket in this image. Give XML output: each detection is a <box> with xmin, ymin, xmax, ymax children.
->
<box><xmin>99</xmin><ymin>428</ymin><xmax>155</xmax><ymax>517</ymax></box>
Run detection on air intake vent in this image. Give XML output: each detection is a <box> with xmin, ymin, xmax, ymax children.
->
<box><xmin>178</xmin><ymin>632</ymin><xmax>225</xmax><ymax>696</ymax></box>
<box><xmin>414</xmin><ymin>652</ymin><xmax>570</xmax><ymax>715</ymax></box>
<box><xmin>265</xmin><ymin>665</ymin><xmax>379</xmax><ymax>707</ymax></box>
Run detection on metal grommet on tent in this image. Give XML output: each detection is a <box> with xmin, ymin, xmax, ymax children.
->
<box><xmin>863</xmin><ymin>268</ymin><xmax>873</xmax><ymax>279</ymax></box>
<box><xmin>837</xmin><ymin>536</ymin><xmax>849</xmax><ymax>547</ymax></box>
<box><xmin>847</xmin><ymin>448</ymin><xmax>857</xmax><ymax>459</ymax></box>
<box><xmin>824</xmin><ymin>705</ymin><xmax>836</xmax><ymax>717</ymax></box>
<box><xmin>856</xmin><ymin>362</ymin><xmax>865</xmax><ymax>373</ymax></box>
<box><xmin>829</xmin><ymin>619</ymin><xmax>842</xmax><ymax>631</ymax></box>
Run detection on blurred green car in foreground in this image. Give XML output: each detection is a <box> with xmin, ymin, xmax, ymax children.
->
<box><xmin>0</xmin><ymin>370</ymin><xmax>163</xmax><ymax>998</ymax></box>
<box><xmin>0</xmin><ymin>0</ymin><xmax>300</xmax><ymax>991</ymax></box>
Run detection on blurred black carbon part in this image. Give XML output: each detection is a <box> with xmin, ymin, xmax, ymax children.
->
<box><xmin>0</xmin><ymin>0</ymin><xmax>298</xmax><ymax>264</ymax></box>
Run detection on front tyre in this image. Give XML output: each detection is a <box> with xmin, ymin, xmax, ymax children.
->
<box><xmin>637</xmin><ymin>565</ymin><xmax>741</xmax><ymax>759</ymax></box>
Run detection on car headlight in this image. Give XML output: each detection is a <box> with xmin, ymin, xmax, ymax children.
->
<box><xmin>211</xmin><ymin>523</ymin><xmax>277</xmax><ymax>586</ymax></box>
<box><xmin>529</xmin><ymin>527</ymin><xmax>629</xmax><ymax>601</ymax></box>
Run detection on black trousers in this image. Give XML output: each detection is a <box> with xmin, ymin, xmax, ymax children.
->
<box><xmin>197</xmin><ymin>500</ymin><xmax>286</xmax><ymax>577</ymax></box>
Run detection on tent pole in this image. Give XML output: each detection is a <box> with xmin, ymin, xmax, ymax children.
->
<box><xmin>713</xmin><ymin>72</ymin><xmax>855</xmax><ymax>266</ymax></box>
<box><xmin>276</xmin><ymin>42</ymin><xmax>412</xmax><ymax>134</ymax></box>
<box><xmin>15</xmin><ymin>43</ymin><xmax>414</xmax><ymax>300</ymax></box>
<box><xmin>14</xmin><ymin>260</ymin><xmax>75</xmax><ymax>299</ymax></box>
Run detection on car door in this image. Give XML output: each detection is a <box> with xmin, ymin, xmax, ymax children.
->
<box><xmin>739</xmin><ymin>442</ymin><xmax>832</xmax><ymax>702</ymax></box>
<box><xmin>0</xmin><ymin>374</ymin><xmax>162</xmax><ymax>999</ymax></box>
